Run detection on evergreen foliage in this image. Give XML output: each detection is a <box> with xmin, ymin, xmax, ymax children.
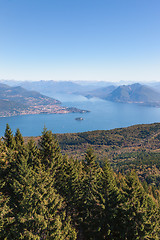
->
<box><xmin>0</xmin><ymin>181</ymin><xmax>12</xmax><ymax>239</ymax></box>
<box><xmin>11</xmin><ymin>157</ymin><xmax>76</xmax><ymax>239</ymax></box>
<box><xmin>120</xmin><ymin>171</ymin><xmax>160</xmax><ymax>240</ymax></box>
<box><xmin>15</xmin><ymin>128</ymin><xmax>24</xmax><ymax>146</ymax></box>
<box><xmin>0</xmin><ymin>125</ymin><xmax>159</xmax><ymax>239</ymax></box>
<box><xmin>27</xmin><ymin>138</ymin><xmax>39</xmax><ymax>168</ymax></box>
<box><xmin>38</xmin><ymin>127</ymin><xmax>61</xmax><ymax>170</ymax></box>
<box><xmin>99</xmin><ymin>161</ymin><xmax>122</xmax><ymax>239</ymax></box>
<box><xmin>4</xmin><ymin>123</ymin><xmax>15</xmax><ymax>149</ymax></box>
<box><xmin>77</xmin><ymin>148</ymin><xmax>104</xmax><ymax>239</ymax></box>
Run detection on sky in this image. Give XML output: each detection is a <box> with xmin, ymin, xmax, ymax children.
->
<box><xmin>0</xmin><ymin>0</ymin><xmax>160</xmax><ymax>82</ymax></box>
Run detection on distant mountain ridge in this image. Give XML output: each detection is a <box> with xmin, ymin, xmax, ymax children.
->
<box><xmin>0</xmin><ymin>83</ymin><xmax>60</xmax><ymax>105</ymax></box>
<box><xmin>84</xmin><ymin>85</ymin><xmax>116</xmax><ymax>99</ymax></box>
<box><xmin>3</xmin><ymin>80</ymin><xmax>85</xmax><ymax>98</ymax></box>
<box><xmin>105</xmin><ymin>83</ymin><xmax>160</xmax><ymax>106</ymax></box>
<box><xmin>0</xmin><ymin>80</ymin><xmax>112</xmax><ymax>98</ymax></box>
<box><xmin>84</xmin><ymin>83</ymin><xmax>160</xmax><ymax>107</ymax></box>
<box><xmin>17</xmin><ymin>80</ymin><xmax>81</xmax><ymax>96</ymax></box>
<box><xmin>1</xmin><ymin>80</ymin><xmax>160</xmax><ymax>108</ymax></box>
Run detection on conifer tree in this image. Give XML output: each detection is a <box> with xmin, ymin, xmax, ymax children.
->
<box><xmin>0</xmin><ymin>182</ymin><xmax>13</xmax><ymax>239</ymax></box>
<box><xmin>4</xmin><ymin>124</ymin><xmax>15</xmax><ymax>149</ymax></box>
<box><xmin>55</xmin><ymin>155</ymin><xmax>74</xmax><ymax>198</ymax></box>
<box><xmin>1</xmin><ymin>125</ymin><xmax>160</xmax><ymax>239</ymax></box>
<box><xmin>0</xmin><ymin>136</ymin><xmax>26</xmax><ymax>237</ymax></box>
<box><xmin>0</xmin><ymin>138</ymin><xmax>7</xmax><ymax>168</ymax></box>
<box><xmin>14</xmin><ymin>128</ymin><xmax>27</xmax><ymax>164</ymax></box>
<box><xmin>97</xmin><ymin>160</ymin><xmax>123</xmax><ymax>239</ymax></box>
<box><xmin>38</xmin><ymin>127</ymin><xmax>65</xmax><ymax>196</ymax></box>
<box><xmin>120</xmin><ymin>171</ymin><xmax>160</xmax><ymax>240</ymax></box>
<box><xmin>27</xmin><ymin>138</ymin><xmax>39</xmax><ymax>168</ymax></box>
<box><xmin>11</xmin><ymin>156</ymin><xmax>77</xmax><ymax>239</ymax></box>
<box><xmin>38</xmin><ymin>127</ymin><xmax>62</xmax><ymax>170</ymax></box>
<box><xmin>78</xmin><ymin>148</ymin><xmax>103</xmax><ymax>239</ymax></box>
<box><xmin>15</xmin><ymin>128</ymin><xmax>24</xmax><ymax>146</ymax></box>
<box><xmin>53</xmin><ymin>154</ymin><xmax>86</xmax><ymax>238</ymax></box>
<box><xmin>57</xmin><ymin>155</ymin><xmax>83</xmax><ymax>209</ymax></box>
<box><xmin>0</xmin><ymin>146</ymin><xmax>17</xmax><ymax>200</ymax></box>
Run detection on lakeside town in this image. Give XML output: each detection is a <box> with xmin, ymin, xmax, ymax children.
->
<box><xmin>0</xmin><ymin>104</ymin><xmax>89</xmax><ymax>118</ymax></box>
<box><xmin>0</xmin><ymin>83</ymin><xmax>89</xmax><ymax>117</ymax></box>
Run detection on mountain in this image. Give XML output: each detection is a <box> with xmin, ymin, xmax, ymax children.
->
<box><xmin>98</xmin><ymin>83</ymin><xmax>160</xmax><ymax>107</ymax></box>
<box><xmin>0</xmin><ymin>83</ymin><xmax>88</xmax><ymax>117</ymax></box>
<box><xmin>0</xmin><ymin>98</ymin><xmax>26</xmax><ymax>110</ymax></box>
<box><xmin>148</xmin><ymin>82</ymin><xmax>160</xmax><ymax>93</ymax></box>
<box><xmin>0</xmin><ymin>80</ymin><xmax>116</xmax><ymax>98</ymax></box>
<box><xmin>6</xmin><ymin>80</ymin><xmax>84</xmax><ymax>97</ymax></box>
<box><xmin>81</xmin><ymin>82</ymin><xmax>160</xmax><ymax>107</ymax></box>
<box><xmin>0</xmin><ymin>83</ymin><xmax>60</xmax><ymax>106</ymax></box>
<box><xmin>84</xmin><ymin>85</ymin><xmax>116</xmax><ymax>99</ymax></box>
<box><xmin>2</xmin><ymin>81</ymin><xmax>160</xmax><ymax>108</ymax></box>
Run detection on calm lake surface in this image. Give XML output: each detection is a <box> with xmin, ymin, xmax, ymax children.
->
<box><xmin>0</xmin><ymin>94</ymin><xmax>160</xmax><ymax>136</ymax></box>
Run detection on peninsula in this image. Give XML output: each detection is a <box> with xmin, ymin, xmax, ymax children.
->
<box><xmin>0</xmin><ymin>83</ymin><xmax>89</xmax><ymax>117</ymax></box>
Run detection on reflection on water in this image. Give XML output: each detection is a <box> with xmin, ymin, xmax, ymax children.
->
<box><xmin>0</xmin><ymin>94</ymin><xmax>160</xmax><ymax>136</ymax></box>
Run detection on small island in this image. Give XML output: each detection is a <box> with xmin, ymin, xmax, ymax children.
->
<box><xmin>75</xmin><ymin>117</ymin><xmax>84</xmax><ymax>121</ymax></box>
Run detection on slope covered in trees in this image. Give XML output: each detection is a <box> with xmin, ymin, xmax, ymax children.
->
<box><xmin>26</xmin><ymin>123</ymin><xmax>160</xmax><ymax>187</ymax></box>
<box><xmin>52</xmin><ymin>123</ymin><xmax>160</xmax><ymax>187</ymax></box>
<box><xmin>0</xmin><ymin>125</ymin><xmax>160</xmax><ymax>239</ymax></box>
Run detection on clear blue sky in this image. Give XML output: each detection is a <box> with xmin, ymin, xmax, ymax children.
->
<box><xmin>0</xmin><ymin>0</ymin><xmax>160</xmax><ymax>82</ymax></box>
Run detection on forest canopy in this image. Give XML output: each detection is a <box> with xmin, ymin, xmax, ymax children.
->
<box><xmin>0</xmin><ymin>124</ymin><xmax>160</xmax><ymax>239</ymax></box>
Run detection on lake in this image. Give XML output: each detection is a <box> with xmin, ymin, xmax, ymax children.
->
<box><xmin>0</xmin><ymin>94</ymin><xmax>160</xmax><ymax>136</ymax></box>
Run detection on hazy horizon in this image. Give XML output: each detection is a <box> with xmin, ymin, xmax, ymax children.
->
<box><xmin>0</xmin><ymin>79</ymin><xmax>159</xmax><ymax>84</ymax></box>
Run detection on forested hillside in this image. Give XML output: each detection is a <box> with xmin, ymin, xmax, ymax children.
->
<box><xmin>0</xmin><ymin>125</ymin><xmax>160</xmax><ymax>239</ymax></box>
<box><xmin>26</xmin><ymin>123</ymin><xmax>160</xmax><ymax>188</ymax></box>
<box><xmin>53</xmin><ymin>123</ymin><xmax>160</xmax><ymax>187</ymax></box>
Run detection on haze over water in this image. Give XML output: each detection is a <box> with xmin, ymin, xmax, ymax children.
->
<box><xmin>0</xmin><ymin>94</ymin><xmax>160</xmax><ymax>137</ymax></box>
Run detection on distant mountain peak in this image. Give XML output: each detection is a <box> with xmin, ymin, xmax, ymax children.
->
<box><xmin>105</xmin><ymin>83</ymin><xmax>160</xmax><ymax>106</ymax></box>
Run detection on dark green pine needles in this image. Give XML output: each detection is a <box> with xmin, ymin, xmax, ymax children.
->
<box><xmin>0</xmin><ymin>124</ymin><xmax>159</xmax><ymax>239</ymax></box>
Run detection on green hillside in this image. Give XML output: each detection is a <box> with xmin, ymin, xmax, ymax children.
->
<box><xmin>25</xmin><ymin>122</ymin><xmax>160</xmax><ymax>187</ymax></box>
<box><xmin>54</xmin><ymin>122</ymin><xmax>160</xmax><ymax>155</ymax></box>
<box><xmin>55</xmin><ymin>123</ymin><xmax>160</xmax><ymax>186</ymax></box>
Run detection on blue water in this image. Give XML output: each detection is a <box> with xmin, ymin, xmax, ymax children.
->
<box><xmin>0</xmin><ymin>94</ymin><xmax>160</xmax><ymax>136</ymax></box>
